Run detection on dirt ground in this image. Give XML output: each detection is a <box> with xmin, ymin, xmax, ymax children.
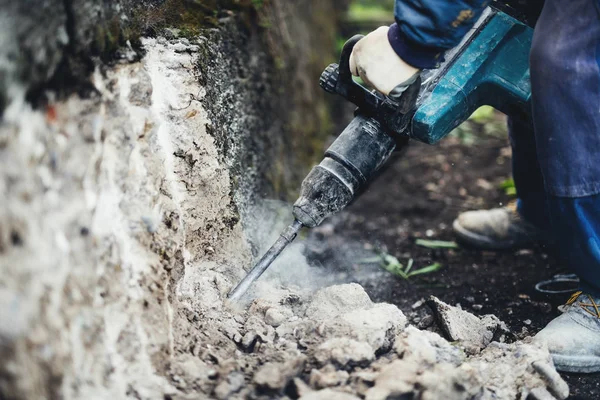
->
<box><xmin>305</xmin><ymin>127</ymin><xmax>600</xmax><ymax>399</ymax></box>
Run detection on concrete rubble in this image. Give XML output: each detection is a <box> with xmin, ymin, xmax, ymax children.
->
<box><xmin>223</xmin><ymin>284</ymin><xmax>569</xmax><ymax>400</ymax></box>
<box><xmin>428</xmin><ymin>295</ymin><xmax>512</xmax><ymax>353</ymax></box>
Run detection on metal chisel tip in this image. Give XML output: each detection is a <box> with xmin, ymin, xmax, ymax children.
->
<box><xmin>228</xmin><ymin>220</ymin><xmax>303</xmax><ymax>302</ymax></box>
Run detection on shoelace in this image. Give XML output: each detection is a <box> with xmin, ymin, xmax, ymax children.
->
<box><xmin>567</xmin><ymin>291</ymin><xmax>600</xmax><ymax>318</ymax></box>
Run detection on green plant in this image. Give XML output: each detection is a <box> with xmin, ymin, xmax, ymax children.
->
<box><xmin>346</xmin><ymin>2</ymin><xmax>390</xmax><ymax>22</ymax></box>
<box><xmin>500</xmin><ymin>178</ymin><xmax>516</xmax><ymax>196</ymax></box>
<box><xmin>415</xmin><ymin>239</ymin><xmax>459</xmax><ymax>249</ymax></box>
<box><xmin>360</xmin><ymin>253</ymin><xmax>442</xmax><ymax>280</ymax></box>
<box><xmin>251</xmin><ymin>0</ymin><xmax>264</xmax><ymax>10</ymax></box>
<box><xmin>449</xmin><ymin>106</ymin><xmax>507</xmax><ymax>145</ymax></box>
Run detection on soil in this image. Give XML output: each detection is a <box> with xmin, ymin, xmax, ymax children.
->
<box><xmin>305</xmin><ymin>127</ymin><xmax>600</xmax><ymax>399</ymax></box>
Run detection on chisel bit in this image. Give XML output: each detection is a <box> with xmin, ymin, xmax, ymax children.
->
<box><xmin>228</xmin><ymin>219</ymin><xmax>303</xmax><ymax>301</ymax></box>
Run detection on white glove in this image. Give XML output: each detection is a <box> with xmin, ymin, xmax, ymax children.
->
<box><xmin>349</xmin><ymin>26</ymin><xmax>420</xmax><ymax>97</ymax></box>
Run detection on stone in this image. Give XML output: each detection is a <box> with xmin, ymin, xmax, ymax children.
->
<box><xmin>309</xmin><ymin>365</ymin><xmax>350</xmax><ymax>389</ymax></box>
<box><xmin>428</xmin><ymin>296</ymin><xmax>508</xmax><ymax>353</ymax></box>
<box><xmin>394</xmin><ymin>326</ymin><xmax>464</xmax><ymax>367</ymax></box>
<box><xmin>466</xmin><ymin>340</ymin><xmax>569</xmax><ymax>399</ymax></box>
<box><xmin>304</xmin><ymin>284</ymin><xmax>373</xmax><ymax>320</ymax></box>
<box><xmin>314</xmin><ymin>338</ymin><xmax>374</xmax><ymax>368</ymax></box>
<box><xmin>264</xmin><ymin>307</ymin><xmax>293</xmax><ymax>327</ymax></box>
<box><xmin>253</xmin><ymin>357</ymin><xmax>306</xmax><ymax>391</ymax></box>
<box><xmin>300</xmin><ymin>388</ymin><xmax>361</xmax><ymax>400</ymax></box>
<box><xmin>305</xmin><ymin>284</ymin><xmax>407</xmax><ymax>353</ymax></box>
<box><xmin>532</xmin><ymin>360</ymin><xmax>570</xmax><ymax>399</ymax></box>
<box><xmin>364</xmin><ymin>359</ymin><xmax>481</xmax><ymax>400</ymax></box>
<box><xmin>214</xmin><ymin>372</ymin><xmax>245</xmax><ymax>400</ymax></box>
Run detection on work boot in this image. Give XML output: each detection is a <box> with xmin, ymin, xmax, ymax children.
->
<box><xmin>452</xmin><ymin>206</ymin><xmax>547</xmax><ymax>249</ymax></box>
<box><xmin>536</xmin><ymin>291</ymin><xmax>600</xmax><ymax>373</ymax></box>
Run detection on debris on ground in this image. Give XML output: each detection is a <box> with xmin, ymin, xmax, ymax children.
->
<box><xmin>200</xmin><ymin>283</ymin><xmax>569</xmax><ymax>399</ymax></box>
<box><xmin>428</xmin><ymin>295</ymin><xmax>512</xmax><ymax>354</ymax></box>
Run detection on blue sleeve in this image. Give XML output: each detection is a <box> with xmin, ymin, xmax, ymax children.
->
<box><xmin>388</xmin><ymin>0</ymin><xmax>490</xmax><ymax>69</ymax></box>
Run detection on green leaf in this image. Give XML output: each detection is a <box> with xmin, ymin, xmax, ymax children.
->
<box><xmin>405</xmin><ymin>258</ymin><xmax>414</xmax><ymax>274</ymax></box>
<box><xmin>499</xmin><ymin>178</ymin><xmax>517</xmax><ymax>196</ymax></box>
<box><xmin>469</xmin><ymin>106</ymin><xmax>495</xmax><ymax>124</ymax></box>
<box><xmin>382</xmin><ymin>262</ymin><xmax>408</xmax><ymax>279</ymax></box>
<box><xmin>383</xmin><ymin>254</ymin><xmax>401</xmax><ymax>265</ymax></box>
<box><xmin>363</xmin><ymin>251</ymin><xmax>442</xmax><ymax>280</ymax></box>
<box><xmin>415</xmin><ymin>239</ymin><xmax>459</xmax><ymax>249</ymax></box>
<box><xmin>358</xmin><ymin>257</ymin><xmax>385</xmax><ymax>264</ymax></box>
<box><xmin>407</xmin><ymin>263</ymin><xmax>443</xmax><ymax>277</ymax></box>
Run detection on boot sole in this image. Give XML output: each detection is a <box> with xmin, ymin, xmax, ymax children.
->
<box><xmin>552</xmin><ymin>354</ymin><xmax>600</xmax><ymax>373</ymax></box>
<box><xmin>452</xmin><ymin>219</ymin><xmax>519</xmax><ymax>250</ymax></box>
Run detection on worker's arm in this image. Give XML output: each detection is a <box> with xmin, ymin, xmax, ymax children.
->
<box><xmin>350</xmin><ymin>0</ymin><xmax>490</xmax><ymax>97</ymax></box>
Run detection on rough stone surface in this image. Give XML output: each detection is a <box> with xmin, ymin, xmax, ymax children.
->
<box><xmin>394</xmin><ymin>326</ymin><xmax>465</xmax><ymax>367</ymax></box>
<box><xmin>468</xmin><ymin>340</ymin><xmax>570</xmax><ymax>399</ymax></box>
<box><xmin>253</xmin><ymin>357</ymin><xmax>306</xmax><ymax>391</ymax></box>
<box><xmin>314</xmin><ymin>338</ymin><xmax>374</xmax><ymax>368</ymax></box>
<box><xmin>428</xmin><ymin>295</ymin><xmax>510</xmax><ymax>353</ymax></box>
<box><xmin>309</xmin><ymin>365</ymin><xmax>350</xmax><ymax>389</ymax></box>
<box><xmin>364</xmin><ymin>359</ymin><xmax>481</xmax><ymax>400</ymax></box>
<box><xmin>300</xmin><ymin>388</ymin><xmax>361</xmax><ymax>400</ymax></box>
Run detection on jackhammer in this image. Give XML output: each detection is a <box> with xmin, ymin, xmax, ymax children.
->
<box><xmin>229</xmin><ymin>6</ymin><xmax>533</xmax><ymax>301</ymax></box>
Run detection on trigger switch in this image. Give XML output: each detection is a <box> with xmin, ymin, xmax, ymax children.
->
<box><xmin>320</xmin><ymin>63</ymin><xmax>339</xmax><ymax>94</ymax></box>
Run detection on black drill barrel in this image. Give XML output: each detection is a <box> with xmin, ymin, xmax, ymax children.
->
<box><xmin>293</xmin><ymin>114</ymin><xmax>397</xmax><ymax>227</ymax></box>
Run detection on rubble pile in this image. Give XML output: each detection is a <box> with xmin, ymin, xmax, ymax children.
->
<box><xmin>195</xmin><ymin>283</ymin><xmax>568</xmax><ymax>400</ymax></box>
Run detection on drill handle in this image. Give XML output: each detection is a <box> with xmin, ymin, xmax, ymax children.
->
<box><xmin>320</xmin><ymin>36</ymin><xmax>420</xmax><ymax>136</ymax></box>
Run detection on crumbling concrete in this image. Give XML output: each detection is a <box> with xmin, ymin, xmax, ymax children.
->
<box><xmin>428</xmin><ymin>295</ymin><xmax>511</xmax><ymax>354</ymax></box>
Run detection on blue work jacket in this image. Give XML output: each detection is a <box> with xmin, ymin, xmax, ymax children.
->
<box><xmin>389</xmin><ymin>0</ymin><xmax>490</xmax><ymax>69</ymax></box>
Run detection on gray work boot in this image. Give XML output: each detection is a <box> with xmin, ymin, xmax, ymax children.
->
<box><xmin>452</xmin><ymin>206</ymin><xmax>547</xmax><ymax>249</ymax></box>
<box><xmin>536</xmin><ymin>291</ymin><xmax>600</xmax><ymax>373</ymax></box>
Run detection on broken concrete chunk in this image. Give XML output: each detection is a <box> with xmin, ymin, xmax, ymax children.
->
<box><xmin>394</xmin><ymin>326</ymin><xmax>464</xmax><ymax>367</ymax></box>
<box><xmin>415</xmin><ymin>363</ymin><xmax>481</xmax><ymax>400</ymax></box>
<box><xmin>241</xmin><ymin>331</ymin><xmax>259</xmax><ymax>351</ymax></box>
<box><xmin>428</xmin><ymin>296</ymin><xmax>508</xmax><ymax>353</ymax></box>
<box><xmin>299</xmin><ymin>388</ymin><xmax>361</xmax><ymax>400</ymax></box>
<box><xmin>214</xmin><ymin>371</ymin><xmax>245</xmax><ymax>400</ymax></box>
<box><xmin>467</xmin><ymin>340</ymin><xmax>569</xmax><ymax>399</ymax></box>
<box><xmin>305</xmin><ymin>284</ymin><xmax>373</xmax><ymax>320</ymax></box>
<box><xmin>313</xmin><ymin>303</ymin><xmax>406</xmax><ymax>354</ymax></box>
<box><xmin>242</xmin><ymin>315</ymin><xmax>275</xmax><ymax>349</ymax></box>
<box><xmin>314</xmin><ymin>338</ymin><xmax>374</xmax><ymax>368</ymax></box>
<box><xmin>364</xmin><ymin>360</ymin><xmax>419</xmax><ymax>400</ymax></box>
<box><xmin>532</xmin><ymin>360</ymin><xmax>570</xmax><ymax>399</ymax></box>
<box><xmin>253</xmin><ymin>356</ymin><xmax>306</xmax><ymax>391</ymax></box>
<box><xmin>264</xmin><ymin>306</ymin><xmax>293</xmax><ymax>327</ymax></box>
<box><xmin>528</xmin><ymin>387</ymin><xmax>561</xmax><ymax>400</ymax></box>
<box><xmin>290</xmin><ymin>377</ymin><xmax>313</xmax><ymax>398</ymax></box>
<box><xmin>365</xmin><ymin>359</ymin><xmax>481</xmax><ymax>400</ymax></box>
<box><xmin>309</xmin><ymin>365</ymin><xmax>350</xmax><ymax>389</ymax></box>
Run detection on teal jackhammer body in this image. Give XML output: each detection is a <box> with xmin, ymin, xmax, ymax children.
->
<box><xmin>228</xmin><ymin>6</ymin><xmax>533</xmax><ymax>301</ymax></box>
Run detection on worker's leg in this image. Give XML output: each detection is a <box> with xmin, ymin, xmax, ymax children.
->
<box><xmin>508</xmin><ymin>117</ymin><xmax>550</xmax><ymax>230</ymax></box>
<box><xmin>530</xmin><ymin>0</ymin><xmax>600</xmax><ymax>373</ymax></box>
<box><xmin>530</xmin><ymin>0</ymin><xmax>600</xmax><ymax>296</ymax></box>
<box><xmin>452</xmin><ymin>117</ymin><xmax>550</xmax><ymax>249</ymax></box>
<box><xmin>546</xmin><ymin>196</ymin><xmax>600</xmax><ymax>297</ymax></box>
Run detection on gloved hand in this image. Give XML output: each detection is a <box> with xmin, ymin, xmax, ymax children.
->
<box><xmin>349</xmin><ymin>26</ymin><xmax>420</xmax><ymax>99</ymax></box>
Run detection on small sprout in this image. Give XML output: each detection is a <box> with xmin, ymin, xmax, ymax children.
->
<box><xmin>500</xmin><ymin>178</ymin><xmax>517</xmax><ymax>196</ymax></box>
<box><xmin>360</xmin><ymin>253</ymin><xmax>442</xmax><ymax>280</ymax></box>
<box><xmin>406</xmin><ymin>263</ymin><xmax>442</xmax><ymax>277</ymax></box>
<box><xmin>415</xmin><ymin>239</ymin><xmax>459</xmax><ymax>249</ymax></box>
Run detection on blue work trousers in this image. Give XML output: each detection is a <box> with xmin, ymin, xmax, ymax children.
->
<box><xmin>511</xmin><ymin>0</ymin><xmax>600</xmax><ymax>296</ymax></box>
